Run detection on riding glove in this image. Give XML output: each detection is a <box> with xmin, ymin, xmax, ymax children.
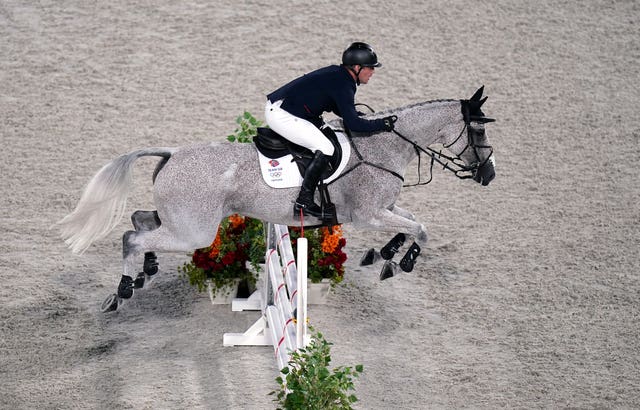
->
<box><xmin>382</xmin><ymin>115</ymin><xmax>398</xmax><ymax>131</ymax></box>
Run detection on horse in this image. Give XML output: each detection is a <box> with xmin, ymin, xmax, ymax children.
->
<box><xmin>57</xmin><ymin>86</ymin><xmax>496</xmax><ymax>312</ymax></box>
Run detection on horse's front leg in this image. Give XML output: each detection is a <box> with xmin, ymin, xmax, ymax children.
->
<box><xmin>360</xmin><ymin>205</ymin><xmax>418</xmax><ymax>267</ymax></box>
<box><xmin>356</xmin><ymin>209</ymin><xmax>428</xmax><ymax>279</ymax></box>
<box><xmin>379</xmin><ymin>204</ymin><xmax>419</xmax><ymax>260</ymax></box>
<box><xmin>389</xmin><ymin>204</ymin><xmax>416</xmax><ymax>221</ymax></box>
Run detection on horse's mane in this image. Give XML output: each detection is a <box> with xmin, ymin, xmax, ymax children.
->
<box><xmin>371</xmin><ymin>98</ymin><xmax>458</xmax><ymax>117</ymax></box>
<box><xmin>329</xmin><ymin>98</ymin><xmax>460</xmax><ymax>135</ymax></box>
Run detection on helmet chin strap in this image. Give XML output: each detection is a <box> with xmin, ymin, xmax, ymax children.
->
<box><xmin>346</xmin><ymin>65</ymin><xmax>363</xmax><ymax>86</ymax></box>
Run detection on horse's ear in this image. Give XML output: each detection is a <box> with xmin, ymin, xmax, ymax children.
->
<box><xmin>470</xmin><ymin>85</ymin><xmax>485</xmax><ymax>102</ymax></box>
<box><xmin>470</xmin><ymin>115</ymin><xmax>496</xmax><ymax>123</ymax></box>
<box><xmin>479</xmin><ymin>96</ymin><xmax>488</xmax><ymax>107</ymax></box>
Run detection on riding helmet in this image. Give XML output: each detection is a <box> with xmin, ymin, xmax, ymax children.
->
<box><xmin>342</xmin><ymin>42</ymin><xmax>382</xmax><ymax>67</ymax></box>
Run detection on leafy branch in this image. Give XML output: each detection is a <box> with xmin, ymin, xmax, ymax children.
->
<box><xmin>227</xmin><ymin>111</ymin><xmax>263</xmax><ymax>143</ymax></box>
<box><xmin>271</xmin><ymin>329</ymin><xmax>364</xmax><ymax>410</ymax></box>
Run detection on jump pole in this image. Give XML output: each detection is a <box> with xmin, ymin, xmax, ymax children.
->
<box><xmin>222</xmin><ymin>223</ymin><xmax>309</xmax><ymax>369</ymax></box>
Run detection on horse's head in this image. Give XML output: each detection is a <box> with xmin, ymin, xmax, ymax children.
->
<box><xmin>455</xmin><ymin>86</ymin><xmax>496</xmax><ymax>186</ymax></box>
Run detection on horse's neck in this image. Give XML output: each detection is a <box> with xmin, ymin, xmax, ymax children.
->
<box><xmin>380</xmin><ymin>99</ymin><xmax>462</xmax><ymax>166</ymax></box>
<box><xmin>399</xmin><ymin>99</ymin><xmax>460</xmax><ymax>141</ymax></box>
<box><xmin>335</xmin><ymin>99</ymin><xmax>461</xmax><ymax>174</ymax></box>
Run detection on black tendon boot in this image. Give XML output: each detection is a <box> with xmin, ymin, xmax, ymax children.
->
<box><xmin>293</xmin><ymin>150</ymin><xmax>333</xmax><ymax>219</ymax></box>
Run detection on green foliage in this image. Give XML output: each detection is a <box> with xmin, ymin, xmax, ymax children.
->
<box><xmin>270</xmin><ymin>329</ymin><xmax>364</xmax><ymax>410</ymax></box>
<box><xmin>227</xmin><ymin>111</ymin><xmax>263</xmax><ymax>143</ymax></box>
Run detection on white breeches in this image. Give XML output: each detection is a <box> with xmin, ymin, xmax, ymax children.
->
<box><xmin>264</xmin><ymin>100</ymin><xmax>335</xmax><ymax>156</ymax></box>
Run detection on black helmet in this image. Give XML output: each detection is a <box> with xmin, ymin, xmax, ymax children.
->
<box><xmin>342</xmin><ymin>42</ymin><xmax>382</xmax><ymax>68</ymax></box>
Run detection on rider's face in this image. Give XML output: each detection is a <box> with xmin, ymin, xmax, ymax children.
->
<box><xmin>357</xmin><ymin>66</ymin><xmax>375</xmax><ymax>84</ymax></box>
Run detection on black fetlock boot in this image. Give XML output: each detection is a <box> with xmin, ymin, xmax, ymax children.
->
<box><xmin>293</xmin><ymin>150</ymin><xmax>334</xmax><ymax>219</ymax></box>
<box><xmin>117</xmin><ymin>275</ymin><xmax>134</xmax><ymax>299</ymax></box>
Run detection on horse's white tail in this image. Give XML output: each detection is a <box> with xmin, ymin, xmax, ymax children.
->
<box><xmin>57</xmin><ymin>147</ymin><xmax>175</xmax><ymax>254</ymax></box>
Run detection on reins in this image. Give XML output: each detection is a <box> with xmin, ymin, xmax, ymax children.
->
<box><xmin>330</xmin><ymin>102</ymin><xmax>493</xmax><ymax>187</ymax></box>
<box><xmin>327</xmin><ymin>129</ymin><xmax>405</xmax><ymax>185</ymax></box>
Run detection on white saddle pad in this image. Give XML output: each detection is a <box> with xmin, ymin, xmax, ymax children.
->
<box><xmin>257</xmin><ymin>130</ymin><xmax>351</xmax><ymax>189</ymax></box>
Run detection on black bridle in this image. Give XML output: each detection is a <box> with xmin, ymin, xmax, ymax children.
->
<box><xmin>393</xmin><ymin>121</ymin><xmax>494</xmax><ymax>187</ymax></box>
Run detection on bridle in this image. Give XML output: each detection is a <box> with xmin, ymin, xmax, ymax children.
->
<box><xmin>393</xmin><ymin>120</ymin><xmax>494</xmax><ymax>187</ymax></box>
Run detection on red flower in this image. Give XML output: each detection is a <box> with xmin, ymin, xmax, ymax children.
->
<box><xmin>222</xmin><ymin>251</ymin><xmax>236</xmax><ymax>265</ymax></box>
<box><xmin>192</xmin><ymin>250</ymin><xmax>210</xmax><ymax>269</ymax></box>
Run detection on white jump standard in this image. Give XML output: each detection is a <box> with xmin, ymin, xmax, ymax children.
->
<box><xmin>223</xmin><ymin>223</ymin><xmax>309</xmax><ymax>370</ymax></box>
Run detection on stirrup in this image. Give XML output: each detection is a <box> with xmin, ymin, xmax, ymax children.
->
<box><xmin>293</xmin><ymin>201</ymin><xmax>322</xmax><ymax>217</ymax></box>
<box><xmin>294</xmin><ymin>200</ymin><xmax>336</xmax><ymax>219</ymax></box>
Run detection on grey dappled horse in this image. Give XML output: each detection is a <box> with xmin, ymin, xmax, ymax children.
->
<box><xmin>58</xmin><ymin>87</ymin><xmax>495</xmax><ymax>311</ymax></box>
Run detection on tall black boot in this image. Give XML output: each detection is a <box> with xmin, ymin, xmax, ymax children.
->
<box><xmin>293</xmin><ymin>150</ymin><xmax>332</xmax><ymax>219</ymax></box>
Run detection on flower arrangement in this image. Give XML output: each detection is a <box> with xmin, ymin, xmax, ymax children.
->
<box><xmin>182</xmin><ymin>220</ymin><xmax>348</xmax><ymax>294</ymax></box>
<box><xmin>290</xmin><ymin>226</ymin><xmax>347</xmax><ymax>285</ymax></box>
<box><xmin>180</xmin><ymin>215</ymin><xmax>264</xmax><ymax>297</ymax></box>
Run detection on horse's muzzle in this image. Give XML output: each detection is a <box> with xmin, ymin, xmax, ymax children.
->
<box><xmin>473</xmin><ymin>161</ymin><xmax>495</xmax><ymax>186</ymax></box>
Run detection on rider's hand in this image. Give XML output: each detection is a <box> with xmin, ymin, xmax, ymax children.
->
<box><xmin>382</xmin><ymin>115</ymin><xmax>398</xmax><ymax>131</ymax></box>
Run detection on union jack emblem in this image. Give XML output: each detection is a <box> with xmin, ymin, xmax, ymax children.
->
<box><xmin>269</xmin><ymin>159</ymin><xmax>280</xmax><ymax>167</ymax></box>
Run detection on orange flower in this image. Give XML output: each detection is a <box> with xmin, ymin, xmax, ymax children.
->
<box><xmin>228</xmin><ymin>214</ymin><xmax>244</xmax><ymax>229</ymax></box>
<box><xmin>209</xmin><ymin>225</ymin><xmax>223</xmax><ymax>259</ymax></box>
<box><xmin>321</xmin><ymin>226</ymin><xmax>343</xmax><ymax>253</ymax></box>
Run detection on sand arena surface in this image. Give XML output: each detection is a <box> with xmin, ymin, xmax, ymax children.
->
<box><xmin>1</xmin><ymin>1</ymin><xmax>639</xmax><ymax>408</ymax></box>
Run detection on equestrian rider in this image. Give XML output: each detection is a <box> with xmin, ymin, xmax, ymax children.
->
<box><xmin>265</xmin><ymin>42</ymin><xmax>397</xmax><ymax>220</ymax></box>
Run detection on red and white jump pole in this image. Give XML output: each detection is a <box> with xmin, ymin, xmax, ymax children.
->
<box><xmin>223</xmin><ymin>223</ymin><xmax>308</xmax><ymax>370</ymax></box>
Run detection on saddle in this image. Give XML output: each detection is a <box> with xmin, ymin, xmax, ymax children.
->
<box><xmin>253</xmin><ymin>126</ymin><xmax>343</xmax><ymax>180</ymax></box>
<box><xmin>253</xmin><ymin>126</ymin><xmax>344</xmax><ymax>225</ymax></box>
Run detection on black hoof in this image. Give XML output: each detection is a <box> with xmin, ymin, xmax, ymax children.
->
<box><xmin>360</xmin><ymin>248</ymin><xmax>379</xmax><ymax>266</ymax></box>
<box><xmin>117</xmin><ymin>275</ymin><xmax>134</xmax><ymax>299</ymax></box>
<box><xmin>133</xmin><ymin>272</ymin><xmax>145</xmax><ymax>289</ymax></box>
<box><xmin>101</xmin><ymin>294</ymin><xmax>119</xmax><ymax>313</ymax></box>
<box><xmin>380</xmin><ymin>233</ymin><xmax>406</xmax><ymax>260</ymax></box>
<box><xmin>399</xmin><ymin>243</ymin><xmax>421</xmax><ymax>273</ymax></box>
<box><xmin>380</xmin><ymin>260</ymin><xmax>397</xmax><ymax>281</ymax></box>
<box><xmin>143</xmin><ymin>252</ymin><xmax>158</xmax><ymax>276</ymax></box>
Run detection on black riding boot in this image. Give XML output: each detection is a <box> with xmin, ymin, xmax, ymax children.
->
<box><xmin>293</xmin><ymin>150</ymin><xmax>334</xmax><ymax>219</ymax></box>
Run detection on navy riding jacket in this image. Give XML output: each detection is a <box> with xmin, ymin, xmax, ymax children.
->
<box><xmin>267</xmin><ymin>65</ymin><xmax>386</xmax><ymax>132</ymax></box>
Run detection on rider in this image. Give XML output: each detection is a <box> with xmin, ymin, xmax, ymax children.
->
<box><xmin>265</xmin><ymin>42</ymin><xmax>397</xmax><ymax>220</ymax></box>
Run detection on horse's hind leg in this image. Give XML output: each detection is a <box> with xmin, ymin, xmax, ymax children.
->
<box><xmin>102</xmin><ymin>212</ymin><xmax>167</xmax><ymax>312</ymax></box>
<box><xmin>131</xmin><ymin>210</ymin><xmax>160</xmax><ymax>276</ymax></box>
<box><xmin>131</xmin><ymin>210</ymin><xmax>161</xmax><ymax>231</ymax></box>
<box><xmin>121</xmin><ymin>225</ymin><xmax>205</xmax><ymax>296</ymax></box>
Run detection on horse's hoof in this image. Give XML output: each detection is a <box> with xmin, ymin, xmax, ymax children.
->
<box><xmin>380</xmin><ymin>260</ymin><xmax>397</xmax><ymax>281</ymax></box>
<box><xmin>380</xmin><ymin>233</ymin><xmax>406</xmax><ymax>260</ymax></box>
<box><xmin>143</xmin><ymin>252</ymin><xmax>158</xmax><ymax>276</ymax></box>
<box><xmin>117</xmin><ymin>275</ymin><xmax>134</xmax><ymax>299</ymax></box>
<box><xmin>399</xmin><ymin>258</ymin><xmax>414</xmax><ymax>272</ymax></box>
<box><xmin>360</xmin><ymin>248</ymin><xmax>378</xmax><ymax>266</ymax></box>
<box><xmin>399</xmin><ymin>242</ymin><xmax>421</xmax><ymax>273</ymax></box>
<box><xmin>133</xmin><ymin>272</ymin><xmax>145</xmax><ymax>289</ymax></box>
<box><xmin>101</xmin><ymin>294</ymin><xmax>120</xmax><ymax>313</ymax></box>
